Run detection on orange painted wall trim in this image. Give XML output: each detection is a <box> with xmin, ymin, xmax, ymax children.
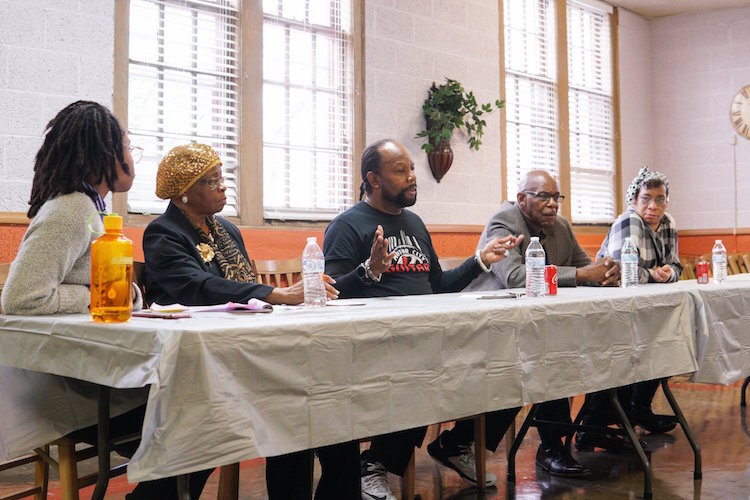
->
<box><xmin>2</xmin><ymin>222</ymin><xmax>747</xmax><ymax>264</ymax></box>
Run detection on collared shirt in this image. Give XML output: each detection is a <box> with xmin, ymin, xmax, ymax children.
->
<box><xmin>81</xmin><ymin>181</ymin><xmax>107</xmax><ymax>218</ymax></box>
<box><xmin>597</xmin><ymin>207</ymin><xmax>682</xmax><ymax>283</ymax></box>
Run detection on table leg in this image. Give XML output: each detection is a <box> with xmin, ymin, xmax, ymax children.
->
<box><xmin>473</xmin><ymin>414</ymin><xmax>486</xmax><ymax>491</ymax></box>
<box><xmin>92</xmin><ymin>386</ymin><xmax>111</xmax><ymax>500</ymax></box>
<box><xmin>217</xmin><ymin>463</ymin><xmax>240</xmax><ymax>500</ymax></box>
<box><xmin>506</xmin><ymin>404</ymin><xmax>538</xmax><ymax>483</ymax></box>
<box><xmin>177</xmin><ymin>474</ymin><xmax>191</xmax><ymax>500</ymax></box>
<box><xmin>608</xmin><ymin>389</ymin><xmax>652</xmax><ymax>499</ymax></box>
<box><xmin>400</xmin><ymin>452</ymin><xmax>415</xmax><ymax>500</ymax></box>
<box><xmin>660</xmin><ymin>379</ymin><xmax>702</xmax><ymax>480</ymax></box>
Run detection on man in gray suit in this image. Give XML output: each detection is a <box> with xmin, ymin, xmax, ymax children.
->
<box><xmin>428</xmin><ymin>170</ymin><xmax>619</xmax><ymax>479</ymax></box>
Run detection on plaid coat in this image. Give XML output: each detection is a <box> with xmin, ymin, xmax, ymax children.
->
<box><xmin>597</xmin><ymin>208</ymin><xmax>682</xmax><ymax>283</ymax></box>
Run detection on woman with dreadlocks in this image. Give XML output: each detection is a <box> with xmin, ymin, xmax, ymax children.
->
<box><xmin>1</xmin><ymin>101</ymin><xmax>214</xmax><ymax>499</ymax></box>
<box><xmin>2</xmin><ymin>100</ymin><xmax>138</xmax><ymax>315</ymax></box>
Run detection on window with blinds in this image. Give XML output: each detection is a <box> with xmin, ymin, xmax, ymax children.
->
<box><xmin>503</xmin><ymin>0</ymin><xmax>558</xmax><ymax>201</ymax></box>
<box><xmin>127</xmin><ymin>0</ymin><xmax>240</xmax><ymax>216</ymax></box>
<box><xmin>567</xmin><ymin>0</ymin><xmax>615</xmax><ymax>223</ymax></box>
<box><xmin>262</xmin><ymin>0</ymin><xmax>354</xmax><ymax>221</ymax></box>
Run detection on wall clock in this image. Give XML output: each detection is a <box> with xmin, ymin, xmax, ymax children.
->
<box><xmin>731</xmin><ymin>84</ymin><xmax>750</xmax><ymax>140</ymax></box>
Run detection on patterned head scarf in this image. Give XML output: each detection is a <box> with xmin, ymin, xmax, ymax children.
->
<box><xmin>155</xmin><ymin>143</ymin><xmax>222</xmax><ymax>199</ymax></box>
<box><xmin>626</xmin><ymin>166</ymin><xmax>669</xmax><ymax>206</ymax></box>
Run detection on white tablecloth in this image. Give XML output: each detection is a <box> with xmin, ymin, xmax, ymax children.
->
<box><xmin>0</xmin><ymin>284</ymin><xmax>699</xmax><ymax>481</ymax></box>
<box><xmin>677</xmin><ymin>274</ymin><xmax>750</xmax><ymax>385</ymax></box>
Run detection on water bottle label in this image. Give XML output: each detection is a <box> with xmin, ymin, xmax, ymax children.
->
<box><xmin>712</xmin><ymin>255</ymin><xmax>726</xmax><ymax>264</ymax></box>
<box><xmin>111</xmin><ymin>256</ymin><xmax>133</xmax><ymax>265</ymax></box>
<box><xmin>622</xmin><ymin>254</ymin><xmax>638</xmax><ymax>264</ymax></box>
<box><xmin>303</xmin><ymin>259</ymin><xmax>325</xmax><ymax>273</ymax></box>
<box><xmin>527</xmin><ymin>257</ymin><xmax>545</xmax><ymax>268</ymax></box>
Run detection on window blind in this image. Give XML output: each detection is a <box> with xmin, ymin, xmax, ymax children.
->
<box><xmin>504</xmin><ymin>0</ymin><xmax>559</xmax><ymax>200</ymax></box>
<box><xmin>262</xmin><ymin>0</ymin><xmax>354</xmax><ymax>221</ymax></box>
<box><xmin>567</xmin><ymin>0</ymin><xmax>615</xmax><ymax>223</ymax></box>
<box><xmin>127</xmin><ymin>0</ymin><xmax>240</xmax><ymax>216</ymax></box>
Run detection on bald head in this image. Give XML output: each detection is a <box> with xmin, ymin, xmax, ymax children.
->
<box><xmin>518</xmin><ymin>170</ymin><xmax>559</xmax><ymax>194</ymax></box>
<box><xmin>516</xmin><ymin>169</ymin><xmax>561</xmax><ymax>231</ymax></box>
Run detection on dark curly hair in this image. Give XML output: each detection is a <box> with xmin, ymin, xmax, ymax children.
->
<box><xmin>27</xmin><ymin>101</ymin><xmax>129</xmax><ymax>218</ymax></box>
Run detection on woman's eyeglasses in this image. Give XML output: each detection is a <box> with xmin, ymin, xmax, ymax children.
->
<box><xmin>128</xmin><ymin>146</ymin><xmax>143</xmax><ymax>164</ymax></box>
<box><xmin>196</xmin><ymin>176</ymin><xmax>226</xmax><ymax>191</ymax></box>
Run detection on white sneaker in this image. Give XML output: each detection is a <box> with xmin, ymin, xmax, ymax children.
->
<box><xmin>361</xmin><ymin>460</ymin><xmax>396</xmax><ymax>500</ymax></box>
<box><xmin>427</xmin><ymin>432</ymin><xmax>498</xmax><ymax>487</ymax></box>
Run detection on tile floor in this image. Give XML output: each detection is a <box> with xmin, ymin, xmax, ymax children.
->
<box><xmin>2</xmin><ymin>379</ymin><xmax>749</xmax><ymax>499</ymax></box>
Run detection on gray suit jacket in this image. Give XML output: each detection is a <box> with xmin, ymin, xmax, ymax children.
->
<box><xmin>465</xmin><ymin>201</ymin><xmax>592</xmax><ymax>290</ymax></box>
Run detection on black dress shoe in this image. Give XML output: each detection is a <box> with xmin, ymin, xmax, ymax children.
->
<box><xmin>535</xmin><ymin>445</ymin><xmax>590</xmax><ymax>478</ymax></box>
<box><xmin>630</xmin><ymin>406</ymin><xmax>677</xmax><ymax>434</ymax></box>
<box><xmin>575</xmin><ymin>431</ymin><xmax>647</xmax><ymax>453</ymax></box>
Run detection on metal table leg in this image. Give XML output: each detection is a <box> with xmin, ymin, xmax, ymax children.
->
<box><xmin>660</xmin><ymin>379</ymin><xmax>701</xmax><ymax>480</ymax></box>
<box><xmin>608</xmin><ymin>389</ymin><xmax>652</xmax><ymax>499</ymax></box>
<box><xmin>506</xmin><ymin>404</ymin><xmax>539</xmax><ymax>483</ymax></box>
<box><xmin>92</xmin><ymin>386</ymin><xmax>111</xmax><ymax>500</ymax></box>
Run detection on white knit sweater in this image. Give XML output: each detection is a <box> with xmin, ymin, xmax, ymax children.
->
<box><xmin>2</xmin><ymin>192</ymin><xmax>140</xmax><ymax>315</ymax></box>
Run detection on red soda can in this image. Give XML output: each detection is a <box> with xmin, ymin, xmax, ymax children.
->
<box><xmin>545</xmin><ymin>265</ymin><xmax>558</xmax><ymax>295</ymax></box>
<box><xmin>696</xmin><ymin>260</ymin><xmax>710</xmax><ymax>284</ymax></box>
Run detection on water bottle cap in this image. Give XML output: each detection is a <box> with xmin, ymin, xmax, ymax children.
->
<box><xmin>530</xmin><ymin>236</ymin><xmax>539</xmax><ymax>242</ymax></box>
<box><xmin>102</xmin><ymin>214</ymin><xmax>123</xmax><ymax>232</ymax></box>
<box><xmin>307</xmin><ymin>236</ymin><xmax>317</xmax><ymax>243</ymax></box>
<box><xmin>715</xmin><ymin>239</ymin><xmax>722</xmax><ymax>244</ymax></box>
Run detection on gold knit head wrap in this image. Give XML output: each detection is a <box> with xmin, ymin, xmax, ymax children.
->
<box><xmin>155</xmin><ymin>143</ymin><xmax>222</xmax><ymax>199</ymax></box>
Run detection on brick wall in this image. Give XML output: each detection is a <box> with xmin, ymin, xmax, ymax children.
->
<box><xmin>649</xmin><ymin>7</ymin><xmax>750</xmax><ymax>231</ymax></box>
<box><xmin>0</xmin><ymin>0</ymin><xmax>114</xmax><ymax>212</ymax></box>
<box><xmin>365</xmin><ymin>0</ymin><xmax>503</xmax><ymax>226</ymax></box>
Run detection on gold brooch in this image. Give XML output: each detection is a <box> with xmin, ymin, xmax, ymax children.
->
<box><xmin>197</xmin><ymin>243</ymin><xmax>215</xmax><ymax>263</ymax></box>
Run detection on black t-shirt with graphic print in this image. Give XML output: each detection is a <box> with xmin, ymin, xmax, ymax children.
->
<box><xmin>323</xmin><ymin>201</ymin><xmax>482</xmax><ymax>299</ymax></box>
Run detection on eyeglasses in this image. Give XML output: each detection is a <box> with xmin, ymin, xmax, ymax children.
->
<box><xmin>638</xmin><ymin>195</ymin><xmax>667</xmax><ymax>206</ymax></box>
<box><xmin>523</xmin><ymin>191</ymin><xmax>565</xmax><ymax>203</ymax></box>
<box><xmin>128</xmin><ymin>145</ymin><xmax>143</xmax><ymax>164</ymax></box>
<box><xmin>196</xmin><ymin>176</ymin><xmax>226</xmax><ymax>191</ymax></box>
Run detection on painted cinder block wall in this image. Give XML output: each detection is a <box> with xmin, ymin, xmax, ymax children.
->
<box><xmin>1</xmin><ymin>1</ymin><xmax>749</xmax><ymax>263</ymax></box>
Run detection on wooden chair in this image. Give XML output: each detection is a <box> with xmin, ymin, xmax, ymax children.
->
<box><xmin>252</xmin><ymin>258</ymin><xmax>303</xmax><ymax>287</ymax></box>
<box><xmin>742</xmin><ymin>253</ymin><xmax>750</xmax><ymax>274</ymax></box>
<box><xmin>728</xmin><ymin>254</ymin><xmax>742</xmax><ymax>275</ymax></box>
<box><xmin>680</xmin><ymin>257</ymin><xmax>696</xmax><ymax>280</ymax></box>
<box><xmin>0</xmin><ymin>263</ymin><xmax>10</xmax><ymax>315</ymax></box>
<box><xmin>0</xmin><ymin>448</ymin><xmax>49</xmax><ymax>500</ymax></box>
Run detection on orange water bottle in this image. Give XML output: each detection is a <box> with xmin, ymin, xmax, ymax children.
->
<box><xmin>90</xmin><ymin>214</ymin><xmax>133</xmax><ymax>322</ymax></box>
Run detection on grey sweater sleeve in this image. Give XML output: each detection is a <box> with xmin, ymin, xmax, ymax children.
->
<box><xmin>2</xmin><ymin>194</ymin><xmax>96</xmax><ymax>315</ymax></box>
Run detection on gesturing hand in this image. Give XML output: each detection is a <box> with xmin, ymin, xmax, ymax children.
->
<box><xmin>368</xmin><ymin>225</ymin><xmax>397</xmax><ymax>278</ymax></box>
<box><xmin>478</xmin><ymin>234</ymin><xmax>524</xmax><ymax>267</ymax></box>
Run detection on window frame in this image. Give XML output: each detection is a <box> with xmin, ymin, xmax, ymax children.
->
<box><xmin>498</xmin><ymin>0</ymin><xmax>621</xmax><ymax>226</ymax></box>
<box><xmin>112</xmin><ymin>0</ymin><xmax>365</xmax><ymax>228</ymax></box>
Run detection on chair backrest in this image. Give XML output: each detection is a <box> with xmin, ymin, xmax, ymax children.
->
<box><xmin>742</xmin><ymin>253</ymin><xmax>750</xmax><ymax>274</ymax></box>
<box><xmin>0</xmin><ymin>263</ymin><xmax>10</xmax><ymax>315</ymax></box>
<box><xmin>679</xmin><ymin>257</ymin><xmax>696</xmax><ymax>280</ymax></box>
<box><xmin>252</xmin><ymin>258</ymin><xmax>303</xmax><ymax>287</ymax></box>
<box><xmin>133</xmin><ymin>261</ymin><xmax>147</xmax><ymax>308</ymax></box>
<box><xmin>438</xmin><ymin>256</ymin><xmax>471</xmax><ymax>271</ymax></box>
<box><xmin>728</xmin><ymin>254</ymin><xmax>743</xmax><ymax>275</ymax></box>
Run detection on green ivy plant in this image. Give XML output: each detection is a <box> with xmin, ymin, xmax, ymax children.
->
<box><xmin>416</xmin><ymin>78</ymin><xmax>504</xmax><ymax>154</ymax></box>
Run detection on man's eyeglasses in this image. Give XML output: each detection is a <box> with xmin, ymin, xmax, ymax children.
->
<box><xmin>196</xmin><ymin>176</ymin><xmax>226</xmax><ymax>191</ymax></box>
<box><xmin>128</xmin><ymin>146</ymin><xmax>143</xmax><ymax>164</ymax></box>
<box><xmin>638</xmin><ymin>195</ymin><xmax>667</xmax><ymax>206</ymax></box>
<box><xmin>523</xmin><ymin>191</ymin><xmax>565</xmax><ymax>203</ymax></box>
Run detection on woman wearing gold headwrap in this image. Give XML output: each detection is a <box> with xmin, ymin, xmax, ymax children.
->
<box><xmin>142</xmin><ymin>143</ymin><xmax>357</xmax><ymax>500</ymax></box>
<box><xmin>143</xmin><ymin>143</ymin><xmax>338</xmax><ymax>306</ymax></box>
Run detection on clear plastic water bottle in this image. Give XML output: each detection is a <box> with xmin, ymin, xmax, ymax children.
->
<box><xmin>525</xmin><ymin>236</ymin><xmax>546</xmax><ymax>297</ymax></box>
<box><xmin>620</xmin><ymin>237</ymin><xmax>639</xmax><ymax>288</ymax></box>
<box><xmin>302</xmin><ymin>237</ymin><xmax>326</xmax><ymax>307</ymax></box>
<box><xmin>712</xmin><ymin>239</ymin><xmax>727</xmax><ymax>284</ymax></box>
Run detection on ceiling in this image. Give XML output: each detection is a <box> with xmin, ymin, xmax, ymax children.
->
<box><xmin>607</xmin><ymin>0</ymin><xmax>750</xmax><ymax>19</ymax></box>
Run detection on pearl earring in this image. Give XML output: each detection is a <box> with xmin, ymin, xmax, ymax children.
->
<box><xmin>181</xmin><ymin>195</ymin><xmax>188</xmax><ymax>204</ymax></box>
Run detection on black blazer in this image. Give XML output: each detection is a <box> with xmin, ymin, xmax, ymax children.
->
<box><xmin>143</xmin><ymin>202</ymin><xmax>273</xmax><ymax>306</ymax></box>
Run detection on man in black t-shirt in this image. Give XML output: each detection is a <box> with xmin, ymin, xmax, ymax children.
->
<box><xmin>324</xmin><ymin>139</ymin><xmax>519</xmax><ymax>499</ymax></box>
